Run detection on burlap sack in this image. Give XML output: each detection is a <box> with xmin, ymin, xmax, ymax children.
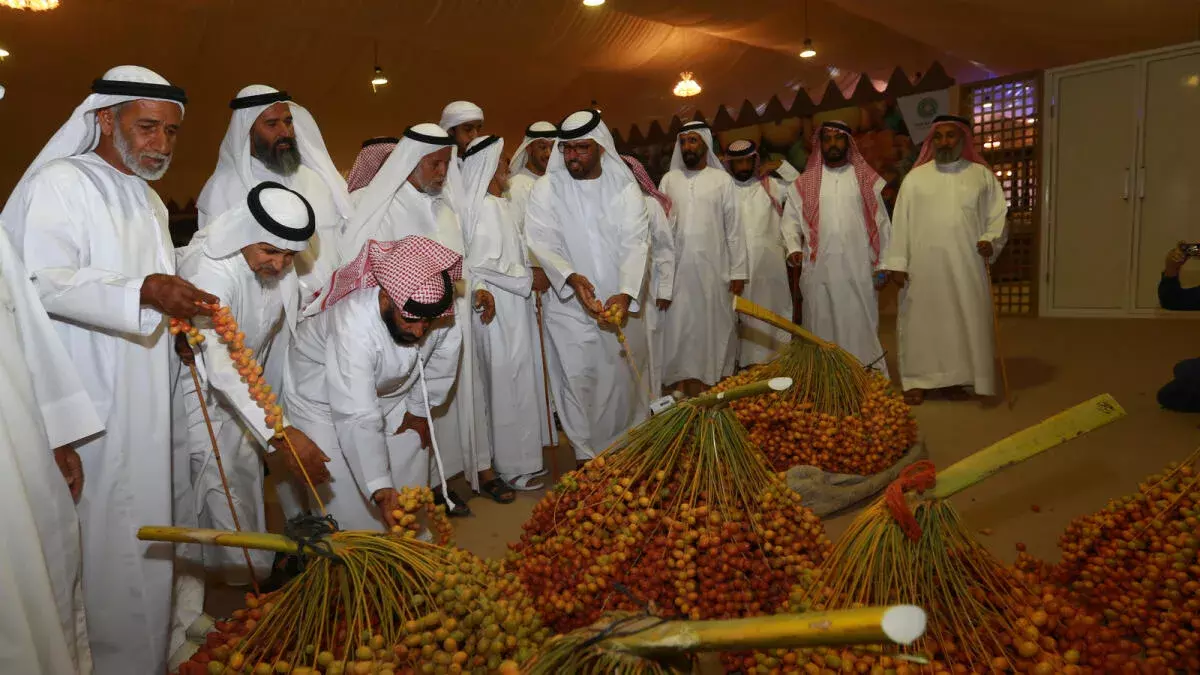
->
<box><xmin>784</xmin><ymin>439</ymin><xmax>929</xmax><ymax>518</ymax></box>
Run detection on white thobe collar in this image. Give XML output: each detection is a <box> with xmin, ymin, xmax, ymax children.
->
<box><xmin>934</xmin><ymin>158</ymin><xmax>970</xmax><ymax>174</ymax></box>
<box><xmin>823</xmin><ymin>162</ymin><xmax>852</xmax><ymax>177</ymax></box>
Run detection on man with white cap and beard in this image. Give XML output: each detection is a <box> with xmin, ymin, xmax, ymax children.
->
<box><xmin>782</xmin><ymin>121</ymin><xmax>892</xmax><ymax>377</ymax></box>
<box><xmin>725</xmin><ymin>139</ymin><xmax>792</xmax><ymax>366</ymax></box>
<box><xmin>525</xmin><ymin>109</ymin><xmax>651</xmax><ymax>465</ymax></box>
<box><xmin>880</xmin><ymin>114</ymin><xmax>1007</xmax><ymax>405</ymax></box>
<box><xmin>169</xmin><ymin>182</ymin><xmax>331</xmax><ymax>656</ymax></box>
<box><xmin>2</xmin><ymin>65</ymin><xmax>218</xmax><ymax>675</ymax></box>
<box><xmin>658</xmin><ymin>120</ymin><xmax>746</xmax><ymax>397</ymax></box>
<box><xmin>337</xmin><ymin>123</ymin><xmax>495</xmax><ymax>513</ymax></box>
<box><xmin>197</xmin><ymin>85</ymin><xmax>352</xmax><ymax>297</ymax></box>
<box><xmin>284</xmin><ymin>237</ymin><xmax>465</xmax><ymax>530</ymax></box>
<box><xmin>460</xmin><ymin>135</ymin><xmax>547</xmax><ymax>489</ymax></box>
<box><xmin>440</xmin><ymin>100</ymin><xmax>485</xmax><ymax>158</ymax></box>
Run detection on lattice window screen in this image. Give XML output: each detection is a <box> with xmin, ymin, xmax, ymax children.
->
<box><xmin>966</xmin><ymin>75</ymin><xmax>1041</xmax><ymax>316</ymax></box>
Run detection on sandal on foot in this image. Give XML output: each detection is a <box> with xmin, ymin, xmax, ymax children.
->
<box><xmin>480</xmin><ymin>477</ymin><xmax>516</xmax><ymax>504</ymax></box>
<box><xmin>433</xmin><ymin>489</ymin><xmax>472</xmax><ymax>517</ymax></box>
<box><xmin>903</xmin><ymin>389</ymin><xmax>925</xmax><ymax>406</ymax></box>
<box><xmin>943</xmin><ymin>386</ymin><xmax>971</xmax><ymax>401</ymax></box>
<box><xmin>504</xmin><ymin>470</ymin><xmax>547</xmax><ymax>491</ymax></box>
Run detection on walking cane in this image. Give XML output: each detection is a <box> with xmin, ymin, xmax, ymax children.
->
<box><xmin>185</xmin><ymin>354</ymin><xmax>261</xmax><ymax>593</ymax></box>
<box><xmin>984</xmin><ymin>261</ymin><xmax>1014</xmax><ymax>410</ymax></box>
<box><xmin>535</xmin><ymin>292</ymin><xmax>560</xmax><ymax>480</ymax></box>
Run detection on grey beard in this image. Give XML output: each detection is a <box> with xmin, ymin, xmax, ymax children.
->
<box><xmin>113</xmin><ymin>125</ymin><xmax>170</xmax><ymax>181</ymax></box>
<box><xmin>934</xmin><ymin>142</ymin><xmax>963</xmax><ymax>165</ymax></box>
<box><xmin>263</xmin><ymin>145</ymin><xmax>302</xmax><ymax>176</ymax></box>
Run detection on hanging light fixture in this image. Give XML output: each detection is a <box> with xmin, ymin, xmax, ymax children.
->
<box><xmin>1</xmin><ymin>0</ymin><xmax>59</xmax><ymax>9</ymax></box>
<box><xmin>673</xmin><ymin>72</ymin><xmax>701</xmax><ymax>98</ymax></box>
<box><xmin>370</xmin><ymin>41</ymin><xmax>388</xmax><ymax>92</ymax></box>
<box><xmin>0</xmin><ymin>47</ymin><xmax>9</xmax><ymax>60</ymax></box>
<box><xmin>582</xmin><ymin>0</ymin><xmax>605</xmax><ymax>6</ymax></box>
<box><xmin>799</xmin><ymin>0</ymin><xmax>816</xmax><ymax>58</ymax></box>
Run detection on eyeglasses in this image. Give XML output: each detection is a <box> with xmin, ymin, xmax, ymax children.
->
<box><xmin>559</xmin><ymin>142</ymin><xmax>596</xmax><ymax>156</ymax></box>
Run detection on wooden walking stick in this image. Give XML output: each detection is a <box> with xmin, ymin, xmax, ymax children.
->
<box><xmin>535</xmin><ymin>292</ymin><xmax>560</xmax><ymax>479</ymax></box>
<box><xmin>186</xmin><ymin>360</ymin><xmax>261</xmax><ymax>594</ymax></box>
<box><xmin>985</xmin><ymin>261</ymin><xmax>1014</xmax><ymax>409</ymax></box>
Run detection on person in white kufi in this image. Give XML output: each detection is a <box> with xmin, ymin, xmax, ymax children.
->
<box><xmin>657</xmin><ymin>120</ymin><xmax>747</xmax><ymax>396</ymax></box>
<box><xmin>336</xmin><ymin>123</ymin><xmax>493</xmax><ymax>513</ymax></box>
<box><xmin>724</xmin><ymin>139</ymin><xmax>793</xmax><ymax>366</ymax></box>
<box><xmin>2</xmin><ymin>65</ymin><xmax>219</xmax><ymax>675</ymax></box>
<box><xmin>0</xmin><ymin>85</ymin><xmax>105</xmax><ymax>675</ymax></box>
<box><xmin>525</xmin><ymin>109</ymin><xmax>651</xmax><ymax>463</ymax></box>
<box><xmin>782</xmin><ymin>121</ymin><xmax>892</xmax><ymax>377</ymax></box>
<box><xmin>620</xmin><ymin>154</ymin><xmax>676</xmax><ymax>395</ymax></box>
<box><xmin>458</xmin><ymin>135</ymin><xmax>550</xmax><ymax>490</ymax></box>
<box><xmin>283</xmin><ymin>237</ymin><xmax>464</xmax><ymax>530</ymax></box>
<box><xmin>197</xmin><ymin>85</ymin><xmax>351</xmax><ymax>299</ymax></box>
<box><xmin>169</xmin><ymin>182</ymin><xmax>331</xmax><ymax>656</ymax></box>
<box><xmin>880</xmin><ymin>114</ymin><xmax>1007</xmax><ymax>405</ymax></box>
<box><xmin>439</xmin><ymin>100</ymin><xmax>485</xmax><ymax>158</ymax></box>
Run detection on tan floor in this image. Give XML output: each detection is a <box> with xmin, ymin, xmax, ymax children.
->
<box><xmin>207</xmin><ymin>315</ymin><xmax>1200</xmax><ymax>616</ymax></box>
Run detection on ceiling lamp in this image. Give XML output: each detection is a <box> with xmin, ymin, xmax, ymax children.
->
<box><xmin>1</xmin><ymin>0</ymin><xmax>59</xmax><ymax>9</ymax></box>
<box><xmin>370</xmin><ymin>42</ymin><xmax>388</xmax><ymax>93</ymax></box>
<box><xmin>582</xmin><ymin>0</ymin><xmax>605</xmax><ymax>5</ymax></box>
<box><xmin>0</xmin><ymin>47</ymin><xmax>9</xmax><ymax>60</ymax></box>
<box><xmin>798</xmin><ymin>0</ymin><xmax>816</xmax><ymax>58</ymax></box>
<box><xmin>673</xmin><ymin>72</ymin><xmax>701</xmax><ymax>98</ymax></box>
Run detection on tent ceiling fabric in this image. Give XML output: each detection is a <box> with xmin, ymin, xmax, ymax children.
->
<box><xmin>0</xmin><ymin>0</ymin><xmax>1193</xmax><ymax>201</ymax></box>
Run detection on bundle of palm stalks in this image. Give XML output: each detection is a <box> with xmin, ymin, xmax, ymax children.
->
<box><xmin>521</xmin><ymin>606</ymin><xmax>927</xmax><ymax>675</ymax></box>
<box><xmin>508</xmin><ymin>377</ymin><xmax>832</xmax><ymax>645</ymax></box>
<box><xmin>792</xmin><ymin>395</ymin><xmax>1126</xmax><ymax>674</ymax></box>
<box><xmin>718</xmin><ymin>297</ymin><xmax>915</xmax><ymax>475</ymax></box>
<box><xmin>145</xmin><ymin>514</ymin><xmax>548</xmax><ymax>675</ymax></box>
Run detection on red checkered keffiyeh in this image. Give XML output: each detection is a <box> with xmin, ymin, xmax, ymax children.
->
<box><xmin>620</xmin><ymin>154</ymin><xmax>672</xmax><ymax>218</ymax></box>
<box><xmin>796</xmin><ymin>123</ymin><xmax>883</xmax><ymax>265</ymax></box>
<box><xmin>914</xmin><ymin>119</ymin><xmax>989</xmax><ymax>169</ymax></box>
<box><xmin>322</xmin><ymin>237</ymin><xmax>463</xmax><ymax>316</ymax></box>
<box><xmin>346</xmin><ymin>137</ymin><xmax>397</xmax><ymax>193</ymax></box>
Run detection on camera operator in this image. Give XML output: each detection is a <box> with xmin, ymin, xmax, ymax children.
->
<box><xmin>1157</xmin><ymin>241</ymin><xmax>1200</xmax><ymax>411</ymax></box>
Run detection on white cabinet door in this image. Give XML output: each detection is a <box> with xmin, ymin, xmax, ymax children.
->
<box><xmin>1047</xmin><ymin>63</ymin><xmax>1141</xmax><ymax>311</ymax></box>
<box><xmin>1134</xmin><ymin>51</ymin><xmax>1200</xmax><ymax>308</ymax></box>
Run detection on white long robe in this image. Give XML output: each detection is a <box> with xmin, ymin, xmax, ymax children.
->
<box><xmin>881</xmin><ymin>159</ymin><xmax>1008</xmax><ymax>394</ymax></box>
<box><xmin>643</xmin><ymin>196</ymin><xmax>676</xmax><ymax>395</ymax></box>
<box><xmin>783</xmin><ymin>165</ymin><xmax>893</xmax><ymax>375</ymax></box>
<box><xmin>525</xmin><ymin>178</ymin><xmax>651</xmax><ymax>458</ymax></box>
<box><xmin>169</xmin><ymin>250</ymin><xmax>297</xmax><ymax>650</ymax></box>
<box><xmin>3</xmin><ymin>152</ymin><xmax>176</xmax><ymax>675</ymax></box>
<box><xmin>466</xmin><ymin>195</ymin><xmax>543</xmax><ymax>476</ymax></box>
<box><xmin>0</xmin><ymin>228</ymin><xmax>103</xmax><ymax>675</ymax></box>
<box><xmin>199</xmin><ymin>159</ymin><xmax>342</xmax><ymax>300</ymax></box>
<box><xmin>284</xmin><ymin>287</ymin><xmax>461</xmax><ymax>530</ymax></box>
<box><xmin>658</xmin><ymin>167</ymin><xmax>746</xmax><ymax>386</ymax></box>
<box><xmin>503</xmin><ymin>170</ymin><xmax>558</xmax><ymax>447</ymax></box>
<box><xmin>733</xmin><ymin>177</ymin><xmax>792</xmax><ymax>366</ymax></box>
<box><xmin>336</xmin><ymin>182</ymin><xmax>486</xmax><ymax>483</ymax></box>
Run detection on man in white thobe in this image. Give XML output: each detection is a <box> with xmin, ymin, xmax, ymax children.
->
<box><xmin>525</xmin><ymin>109</ymin><xmax>651</xmax><ymax>464</ymax></box>
<box><xmin>460</xmin><ymin>135</ymin><xmax>546</xmax><ymax>488</ymax></box>
<box><xmin>658</xmin><ymin>120</ymin><xmax>747</xmax><ymax>396</ymax></box>
<box><xmin>0</xmin><ymin>222</ymin><xmax>104</xmax><ymax>675</ymax></box>
<box><xmin>506</xmin><ymin>122</ymin><xmax>560</xmax><ymax>458</ymax></box>
<box><xmin>781</xmin><ymin>122</ymin><xmax>892</xmax><ymax>376</ymax></box>
<box><xmin>1</xmin><ymin>65</ymin><xmax>219</xmax><ymax>675</ymax></box>
<box><xmin>284</xmin><ymin>237</ymin><xmax>464</xmax><ymax>530</ymax></box>
<box><xmin>196</xmin><ymin>85</ymin><xmax>352</xmax><ymax>299</ymax></box>
<box><xmin>170</xmin><ymin>183</ymin><xmax>330</xmax><ymax>655</ymax></box>
<box><xmin>880</xmin><ymin>114</ymin><xmax>1008</xmax><ymax>405</ymax></box>
<box><xmin>440</xmin><ymin>100</ymin><xmax>485</xmax><ymax>158</ymax></box>
<box><xmin>337</xmin><ymin>124</ymin><xmax>493</xmax><ymax>513</ymax></box>
<box><xmin>347</xmin><ymin>136</ymin><xmax>398</xmax><ymax>193</ymax></box>
<box><xmin>725</xmin><ymin>139</ymin><xmax>793</xmax><ymax>366</ymax></box>
<box><xmin>621</xmin><ymin>154</ymin><xmax>676</xmax><ymax>396</ymax></box>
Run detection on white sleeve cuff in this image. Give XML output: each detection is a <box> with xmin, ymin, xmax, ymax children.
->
<box><xmin>365</xmin><ymin>477</ymin><xmax>394</xmax><ymax>498</ymax></box>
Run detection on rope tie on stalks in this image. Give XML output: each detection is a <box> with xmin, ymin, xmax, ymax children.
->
<box><xmin>578</xmin><ymin>582</ymin><xmax>668</xmax><ymax>650</ymax></box>
<box><xmin>883</xmin><ymin>460</ymin><xmax>937</xmax><ymax>541</ymax></box>
<box><xmin>282</xmin><ymin>513</ymin><xmax>342</xmax><ymax>565</ymax></box>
